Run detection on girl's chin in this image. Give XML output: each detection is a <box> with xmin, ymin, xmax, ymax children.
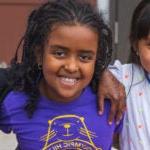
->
<box><xmin>54</xmin><ymin>90</ymin><xmax>81</xmax><ymax>102</ymax></box>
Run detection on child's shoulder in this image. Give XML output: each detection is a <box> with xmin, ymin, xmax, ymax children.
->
<box><xmin>113</xmin><ymin>60</ymin><xmax>143</xmax><ymax>73</ymax></box>
<box><xmin>5</xmin><ymin>90</ymin><xmax>27</xmax><ymax>100</ymax></box>
<box><xmin>2</xmin><ymin>91</ymin><xmax>27</xmax><ymax>111</ymax></box>
<box><xmin>122</xmin><ymin>63</ymin><xmax>145</xmax><ymax>85</ymax></box>
<box><xmin>113</xmin><ymin>61</ymin><xmax>145</xmax><ymax>86</ymax></box>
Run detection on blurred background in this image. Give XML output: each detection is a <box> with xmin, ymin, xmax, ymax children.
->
<box><xmin>0</xmin><ymin>0</ymin><xmax>141</xmax><ymax>149</ymax></box>
<box><xmin>0</xmin><ymin>0</ymin><xmax>141</xmax><ymax>67</ymax></box>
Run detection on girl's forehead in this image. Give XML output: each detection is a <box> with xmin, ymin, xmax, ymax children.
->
<box><xmin>49</xmin><ymin>23</ymin><xmax>98</xmax><ymax>37</ymax></box>
<box><xmin>44</xmin><ymin>24</ymin><xmax>98</xmax><ymax>53</ymax></box>
<box><xmin>49</xmin><ymin>24</ymin><xmax>98</xmax><ymax>40</ymax></box>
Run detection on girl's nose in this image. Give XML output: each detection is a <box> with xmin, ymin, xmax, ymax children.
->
<box><xmin>64</xmin><ymin>58</ymin><xmax>79</xmax><ymax>73</ymax></box>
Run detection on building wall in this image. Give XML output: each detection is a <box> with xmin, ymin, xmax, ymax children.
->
<box><xmin>110</xmin><ymin>0</ymin><xmax>141</xmax><ymax>62</ymax></box>
<box><xmin>0</xmin><ymin>0</ymin><xmax>46</xmax><ymax>64</ymax></box>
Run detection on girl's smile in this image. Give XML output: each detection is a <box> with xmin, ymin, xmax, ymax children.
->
<box><xmin>58</xmin><ymin>77</ymin><xmax>79</xmax><ymax>88</ymax></box>
<box><xmin>39</xmin><ymin>24</ymin><xmax>98</xmax><ymax>102</ymax></box>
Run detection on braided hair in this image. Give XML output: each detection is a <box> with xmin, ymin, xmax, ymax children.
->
<box><xmin>10</xmin><ymin>0</ymin><xmax>112</xmax><ymax>117</ymax></box>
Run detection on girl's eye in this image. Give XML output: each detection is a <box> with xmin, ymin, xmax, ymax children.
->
<box><xmin>52</xmin><ymin>50</ymin><xmax>66</xmax><ymax>57</ymax></box>
<box><xmin>79</xmin><ymin>53</ymin><xmax>93</xmax><ymax>62</ymax></box>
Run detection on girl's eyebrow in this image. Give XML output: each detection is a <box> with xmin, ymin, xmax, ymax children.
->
<box><xmin>49</xmin><ymin>45</ymin><xmax>96</xmax><ymax>54</ymax></box>
<box><xmin>78</xmin><ymin>50</ymin><xmax>96</xmax><ymax>56</ymax></box>
<box><xmin>49</xmin><ymin>45</ymin><xmax>69</xmax><ymax>51</ymax></box>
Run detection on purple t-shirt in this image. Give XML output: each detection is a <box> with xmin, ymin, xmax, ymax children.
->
<box><xmin>0</xmin><ymin>87</ymin><xmax>122</xmax><ymax>150</ymax></box>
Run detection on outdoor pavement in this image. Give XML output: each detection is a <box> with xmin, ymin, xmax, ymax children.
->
<box><xmin>0</xmin><ymin>132</ymin><xmax>17</xmax><ymax>150</ymax></box>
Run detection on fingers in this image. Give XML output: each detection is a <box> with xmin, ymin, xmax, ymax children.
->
<box><xmin>115</xmin><ymin>103</ymin><xmax>124</xmax><ymax>124</ymax></box>
<box><xmin>108</xmin><ymin>102</ymin><xmax>116</xmax><ymax>125</ymax></box>
<box><xmin>98</xmin><ymin>95</ymin><xmax>104</xmax><ymax>115</ymax></box>
<box><xmin>97</xmin><ymin>69</ymin><xmax>126</xmax><ymax>125</ymax></box>
<box><xmin>115</xmin><ymin>96</ymin><xmax>126</xmax><ymax>124</ymax></box>
<box><xmin>107</xmin><ymin>84</ymin><xmax>126</xmax><ymax>124</ymax></box>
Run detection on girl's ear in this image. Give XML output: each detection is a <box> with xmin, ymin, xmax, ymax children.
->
<box><xmin>133</xmin><ymin>41</ymin><xmax>139</xmax><ymax>56</ymax></box>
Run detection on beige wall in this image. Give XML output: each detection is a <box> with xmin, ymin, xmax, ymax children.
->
<box><xmin>0</xmin><ymin>0</ymin><xmax>45</xmax><ymax>64</ymax></box>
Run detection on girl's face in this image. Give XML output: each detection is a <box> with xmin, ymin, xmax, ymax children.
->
<box><xmin>39</xmin><ymin>24</ymin><xmax>98</xmax><ymax>102</ymax></box>
<box><xmin>138</xmin><ymin>34</ymin><xmax>150</xmax><ymax>73</ymax></box>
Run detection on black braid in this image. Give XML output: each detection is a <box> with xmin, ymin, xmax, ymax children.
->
<box><xmin>9</xmin><ymin>0</ymin><xmax>112</xmax><ymax>117</ymax></box>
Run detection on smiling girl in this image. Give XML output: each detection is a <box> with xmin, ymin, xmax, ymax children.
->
<box><xmin>99</xmin><ymin>1</ymin><xmax>150</xmax><ymax>149</ymax></box>
<box><xmin>0</xmin><ymin>0</ymin><xmax>122</xmax><ymax>149</ymax></box>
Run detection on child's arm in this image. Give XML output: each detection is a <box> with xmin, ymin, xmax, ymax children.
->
<box><xmin>97</xmin><ymin>60</ymin><xmax>126</xmax><ymax>124</ymax></box>
<box><xmin>0</xmin><ymin>93</ymin><xmax>12</xmax><ymax>134</ymax></box>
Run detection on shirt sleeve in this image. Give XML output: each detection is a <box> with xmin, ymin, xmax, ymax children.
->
<box><xmin>0</xmin><ymin>99</ymin><xmax>12</xmax><ymax>133</ymax></box>
<box><xmin>108</xmin><ymin>60</ymin><xmax>124</xmax><ymax>84</ymax></box>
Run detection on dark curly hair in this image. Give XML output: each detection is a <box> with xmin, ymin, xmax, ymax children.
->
<box><xmin>129</xmin><ymin>0</ymin><xmax>150</xmax><ymax>64</ymax></box>
<box><xmin>9</xmin><ymin>0</ymin><xmax>112</xmax><ymax>117</ymax></box>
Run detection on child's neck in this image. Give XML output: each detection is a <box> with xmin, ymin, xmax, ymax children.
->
<box><xmin>39</xmin><ymin>79</ymin><xmax>82</xmax><ymax>103</ymax></box>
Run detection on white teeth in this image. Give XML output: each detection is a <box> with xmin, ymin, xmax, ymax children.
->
<box><xmin>60</xmin><ymin>77</ymin><xmax>77</xmax><ymax>86</ymax></box>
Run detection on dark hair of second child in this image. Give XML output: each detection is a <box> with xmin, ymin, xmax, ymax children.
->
<box><xmin>129</xmin><ymin>0</ymin><xmax>150</xmax><ymax>64</ymax></box>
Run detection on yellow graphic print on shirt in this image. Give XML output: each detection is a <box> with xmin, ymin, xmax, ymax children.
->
<box><xmin>41</xmin><ymin>114</ymin><xmax>102</xmax><ymax>150</ymax></box>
